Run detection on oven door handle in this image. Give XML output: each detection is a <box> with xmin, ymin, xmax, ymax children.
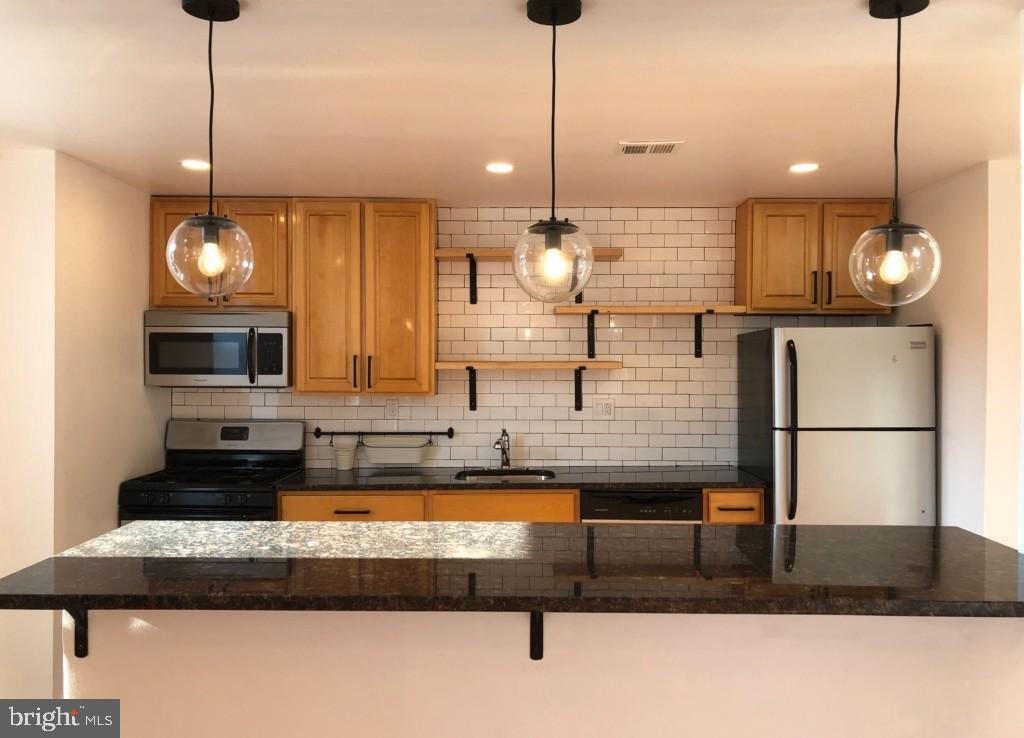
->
<box><xmin>247</xmin><ymin>328</ymin><xmax>257</xmax><ymax>385</ymax></box>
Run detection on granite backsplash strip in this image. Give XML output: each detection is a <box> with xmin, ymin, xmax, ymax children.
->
<box><xmin>170</xmin><ymin>204</ymin><xmax>880</xmax><ymax>469</ymax></box>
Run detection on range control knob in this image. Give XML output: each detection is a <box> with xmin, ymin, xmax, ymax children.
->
<box><xmin>160</xmin><ymin>493</ymin><xmax>172</xmax><ymax>505</ymax></box>
<box><xmin>221</xmin><ymin>494</ymin><xmax>235</xmax><ymax>506</ymax></box>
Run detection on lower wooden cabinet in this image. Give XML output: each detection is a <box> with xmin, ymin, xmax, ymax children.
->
<box><xmin>703</xmin><ymin>489</ymin><xmax>765</xmax><ymax>525</ymax></box>
<box><xmin>278</xmin><ymin>489</ymin><xmax>580</xmax><ymax>523</ymax></box>
<box><xmin>429</xmin><ymin>490</ymin><xmax>579</xmax><ymax>523</ymax></box>
<box><xmin>279</xmin><ymin>492</ymin><xmax>427</xmax><ymax>522</ymax></box>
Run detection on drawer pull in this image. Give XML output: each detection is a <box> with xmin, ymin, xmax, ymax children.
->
<box><xmin>334</xmin><ymin>509</ymin><xmax>372</xmax><ymax>515</ymax></box>
<box><xmin>717</xmin><ymin>506</ymin><xmax>757</xmax><ymax>513</ymax></box>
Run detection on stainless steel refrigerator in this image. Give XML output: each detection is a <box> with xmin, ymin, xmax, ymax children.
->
<box><xmin>738</xmin><ymin>326</ymin><xmax>936</xmax><ymax>525</ymax></box>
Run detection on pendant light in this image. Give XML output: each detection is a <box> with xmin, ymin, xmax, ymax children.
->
<box><xmin>166</xmin><ymin>0</ymin><xmax>254</xmax><ymax>301</ymax></box>
<box><xmin>513</xmin><ymin>0</ymin><xmax>594</xmax><ymax>303</ymax></box>
<box><xmin>849</xmin><ymin>0</ymin><xmax>941</xmax><ymax>307</ymax></box>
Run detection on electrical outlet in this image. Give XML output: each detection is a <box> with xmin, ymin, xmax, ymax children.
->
<box><xmin>594</xmin><ymin>398</ymin><xmax>615</xmax><ymax>419</ymax></box>
<box><xmin>385</xmin><ymin>399</ymin><xmax>400</xmax><ymax>420</ymax></box>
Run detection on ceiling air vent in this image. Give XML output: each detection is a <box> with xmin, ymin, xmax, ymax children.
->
<box><xmin>619</xmin><ymin>140</ymin><xmax>684</xmax><ymax>155</ymax></box>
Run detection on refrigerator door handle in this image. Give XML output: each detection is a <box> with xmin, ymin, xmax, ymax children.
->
<box><xmin>786</xmin><ymin>339</ymin><xmax>798</xmax><ymax>521</ymax></box>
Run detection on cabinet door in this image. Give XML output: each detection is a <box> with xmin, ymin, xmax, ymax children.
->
<box><xmin>749</xmin><ymin>202</ymin><xmax>821</xmax><ymax>311</ymax></box>
<box><xmin>292</xmin><ymin>200</ymin><xmax>363</xmax><ymax>393</ymax></box>
<box><xmin>822</xmin><ymin>201</ymin><xmax>892</xmax><ymax>313</ymax></box>
<box><xmin>429</xmin><ymin>490</ymin><xmax>579</xmax><ymax>523</ymax></box>
<box><xmin>220</xmin><ymin>199</ymin><xmax>290</xmax><ymax>307</ymax></box>
<box><xmin>279</xmin><ymin>493</ymin><xmax>427</xmax><ymax>521</ymax></box>
<box><xmin>150</xmin><ymin>198</ymin><xmax>219</xmax><ymax>307</ymax></box>
<box><xmin>363</xmin><ymin>201</ymin><xmax>435</xmax><ymax>394</ymax></box>
<box><xmin>703</xmin><ymin>489</ymin><xmax>764</xmax><ymax>525</ymax></box>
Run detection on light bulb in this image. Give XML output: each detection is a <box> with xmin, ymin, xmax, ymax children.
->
<box><xmin>542</xmin><ymin>247</ymin><xmax>570</xmax><ymax>280</ymax></box>
<box><xmin>197</xmin><ymin>241</ymin><xmax>227</xmax><ymax>278</ymax></box>
<box><xmin>878</xmin><ymin>249</ymin><xmax>910</xmax><ymax>285</ymax></box>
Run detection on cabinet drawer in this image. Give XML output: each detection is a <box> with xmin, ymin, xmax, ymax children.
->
<box><xmin>279</xmin><ymin>493</ymin><xmax>426</xmax><ymax>522</ymax></box>
<box><xmin>429</xmin><ymin>490</ymin><xmax>579</xmax><ymax>523</ymax></box>
<box><xmin>703</xmin><ymin>489</ymin><xmax>764</xmax><ymax>525</ymax></box>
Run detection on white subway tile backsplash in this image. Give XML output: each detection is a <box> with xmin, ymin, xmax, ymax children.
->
<box><xmin>174</xmin><ymin>204</ymin><xmax>878</xmax><ymax>468</ymax></box>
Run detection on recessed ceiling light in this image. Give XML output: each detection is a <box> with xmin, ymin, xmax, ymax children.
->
<box><xmin>486</xmin><ymin>162</ymin><xmax>515</xmax><ymax>174</ymax></box>
<box><xmin>180</xmin><ymin>159</ymin><xmax>211</xmax><ymax>171</ymax></box>
<box><xmin>789</xmin><ymin>162</ymin><xmax>820</xmax><ymax>174</ymax></box>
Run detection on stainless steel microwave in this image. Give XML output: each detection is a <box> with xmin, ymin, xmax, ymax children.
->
<box><xmin>144</xmin><ymin>311</ymin><xmax>290</xmax><ymax>388</ymax></box>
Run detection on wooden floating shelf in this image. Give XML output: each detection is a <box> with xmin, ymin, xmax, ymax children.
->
<box><xmin>436</xmin><ymin>247</ymin><xmax>624</xmax><ymax>262</ymax></box>
<box><xmin>435</xmin><ymin>360</ymin><xmax>623</xmax><ymax>371</ymax></box>
<box><xmin>553</xmin><ymin>304</ymin><xmax>747</xmax><ymax>316</ymax></box>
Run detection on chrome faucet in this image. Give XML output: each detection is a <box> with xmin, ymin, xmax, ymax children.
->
<box><xmin>493</xmin><ymin>428</ymin><xmax>511</xmax><ymax>469</ymax></box>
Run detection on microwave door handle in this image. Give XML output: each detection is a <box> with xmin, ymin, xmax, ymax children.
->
<box><xmin>247</xmin><ymin>328</ymin><xmax>257</xmax><ymax>385</ymax></box>
<box><xmin>786</xmin><ymin>339</ymin><xmax>798</xmax><ymax>521</ymax></box>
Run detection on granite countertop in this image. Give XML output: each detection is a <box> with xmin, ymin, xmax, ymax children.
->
<box><xmin>0</xmin><ymin>521</ymin><xmax>1021</xmax><ymax>617</ymax></box>
<box><xmin>276</xmin><ymin>464</ymin><xmax>767</xmax><ymax>492</ymax></box>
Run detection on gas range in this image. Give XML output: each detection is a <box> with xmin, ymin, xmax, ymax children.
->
<box><xmin>118</xmin><ymin>420</ymin><xmax>304</xmax><ymax>523</ymax></box>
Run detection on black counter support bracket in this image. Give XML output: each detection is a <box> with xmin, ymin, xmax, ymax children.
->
<box><xmin>530</xmin><ymin>611</ymin><xmax>544</xmax><ymax>660</ymax></box>
<box><xmin>67</xmin><ymin>608</ymin><xmax>88</xmax><ymax>658</ymax></box>
<box><xmin>574</xmin><ymin>366</ymin><xmax>586</xmax><ymax>411</ymax></box>
<box><xmin>586</xmin><ymin>310</ymin><xmax>598</xmax><ymax>359</ymax></box>
<box><xmin>467</xmin><ymin>366</ymin><xmax>478</xmax><ymax>411</ymax></box>
<box><xmin>467</xmin><ymin>253</ymin><xmax>478</xmax><ymax>304</ymax></box>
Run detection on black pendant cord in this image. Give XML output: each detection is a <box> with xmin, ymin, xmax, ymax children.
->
<box><xmin>207</xmin><ymin>15</ymin><xmax>215</xmax><ymax>217</ymax></box>
<box><xmin>549</xmin><ymin>23</ymin><xmax>557</xmax><ymax>221</ymax></box>
<box><xmin>891</xmin><ymin>15</ymin><xmax>902</xmax><ymax>223</ymax></box>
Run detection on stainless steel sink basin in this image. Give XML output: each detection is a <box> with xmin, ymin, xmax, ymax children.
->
<box><xmin>454</xmin><ymin>468</ymin><xmax>556</xmax><ymax>483</ymax></box>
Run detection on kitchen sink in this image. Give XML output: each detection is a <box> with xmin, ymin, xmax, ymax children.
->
<box><xmin>454</xmin><ymin>468</ymin><xmax>556</xmax><ymax>483</ymax></box>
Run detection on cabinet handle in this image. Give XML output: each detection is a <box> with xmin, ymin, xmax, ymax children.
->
<box><xmin>352</xmin><ymin>355</ymin><xmax>359</xmax><ymax>389</ymax></box>
<box><xmin>826</xmin><ymin>271</ymin><xmax>833</xmax><ymax>305</ymax></box>
<box><xmin>334</xmin><ymin>509</ymin><xmax>372</xmax><ymax>515</ymax></box>
<box><xmin>811</xmin><ymin>271</ymin><xmax>818</xmax><ymax>304</ymax></box>
<box><xmin>717</xmin><ymin>506</ymin><xmax>757</xmax><ymax>513</ymax></box>
<box><xmin>367</xmin><ymin>355</ymin><xmax>373</xmax><ymax>389</ymax></box>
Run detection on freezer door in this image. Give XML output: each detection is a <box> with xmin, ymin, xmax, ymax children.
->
<box><xmin>773</xmin><ymin>429</ymin><xmax>935</xmax><ymax>525</ymax></box>
<box><xmin>772</xmin><ymin>327</ymin><xmax>935</xmax><ymax>429</ymax></box>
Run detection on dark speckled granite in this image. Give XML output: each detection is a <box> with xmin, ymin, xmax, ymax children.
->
<box><xmin>276</xmin><ymin>464</ymin><xmax>767</xmax><ymax>492</ymax></box>
<box><xmin>0</xmin><ymin>522</ymin><xmax>1021</xmax><ymax>617</ymax></box>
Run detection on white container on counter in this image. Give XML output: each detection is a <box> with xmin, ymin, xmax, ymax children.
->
<box><xmin>334</xmin><ymin>437</ymin><xmax>358</xmax><ymax>471</ymax></box>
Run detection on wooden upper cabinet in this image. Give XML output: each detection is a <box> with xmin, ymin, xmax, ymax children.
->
<box><xmin>292</xmin><ymin>200</ymin><xmax>363</xmax><ymax>393</ymax></box>
<box><xmin>822</xmin><ymin>201</ymin><xmax>891</xmax><ymax>313</ymax></box>
<box><xmin>219</xmin><ymin>199</ymin><xmax>290</xmax><ymax>307</ymax></box>
<box><xmin>150</xmin><ymin>198</ymin><xmax>218</xmax><ymax>308</ymax></box>
<box><xmin>736</xmin><ymin>199</ymin><xmax>891</xmax><ymax>315</ymax></box>
<box><xmin>748</xmin><ymin>202</ymin><xmax>820</xmax><ymax>312</ymax></box>
<box><xmin>363</xmin><ymin>201</ymin><xmax>436</xmax><ymax>395</ymax></box>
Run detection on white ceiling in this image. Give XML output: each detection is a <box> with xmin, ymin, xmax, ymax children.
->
<box><xmin>0</xmin><ymin>0</ymin><xmax>1019</xmax><ymax>206</ymax></box>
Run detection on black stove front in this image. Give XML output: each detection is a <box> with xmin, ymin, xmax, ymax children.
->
<box><xmin>118</xmin><ymin>420</ymin><xmax>305</xmax><ymax>524</ymax></box>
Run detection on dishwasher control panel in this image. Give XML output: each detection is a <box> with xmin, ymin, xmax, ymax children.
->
<box><xmin>580</xmin><ymin>489</ymin><xmax>702</xmax><ymax>522</ymax></box>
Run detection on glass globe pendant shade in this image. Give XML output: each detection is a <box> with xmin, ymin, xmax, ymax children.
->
<box><xmin>513</xmin><ymin>219</ymin><xmax>594</xmax><ymax>302</ymax></box>
<box><xmin>166</xmin><ymin>214</ymin><xmax>254</xmax><ymax>299</ymax></box>
<box><xmin>848</xmin><ymin>222</ymin><xmax>941</xmax><ymax>307</ymax></box>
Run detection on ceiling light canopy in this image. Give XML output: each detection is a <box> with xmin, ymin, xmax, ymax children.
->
<box><xmin>849</xmin><ymin>0</ymin><xmax>941</xmax><ymax>307</ymax></box>
<box><xmin>513</xmin><ymin>0</ymin><xmax>594</xmax><ymax>304</ymax></box>
<box><xmin>486</xmin><ymin>162</ymin><xmax>515</xmax><ymax>174</ymax></box>
<box><xmin>166</xmin><ymin>0</ymin><xmax>253</xmax><ymax>301</ymax></box>
<box><xmin>789</xmin><ymin>162</ymin><xmax>820</xmax><ymax>174</ymax></box>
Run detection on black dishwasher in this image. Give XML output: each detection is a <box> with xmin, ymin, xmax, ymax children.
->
<box><xmin>580</xmin><ymin>489</ymin><xmax>702</xmax><ymax>523</ymax></box>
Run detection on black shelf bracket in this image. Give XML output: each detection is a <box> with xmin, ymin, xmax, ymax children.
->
<box><xmin>693</xmin><ymin>311</ymin><xmax>718</xmax><ymax>359</ymax></box>
<box><xmin>67</xmin><ymin>608</ymin><xmax>88</xmax><ymax>658</ymax></box>
<box><xmin>574</xmin><ymin>366</ymin><xmax>586</xmax><ymax>411</ymax></box>
<box><xmin>586</xmin><ymin>310</ymin><xmax>598</xmax><ymax>359</ymax></box>
<box><xmin>467</xmin><ymin>253</ymin><xmax>478</xmax><ymax>304</ymax></box>
<box><xmin>467</xmin><ymin>366</ymin><xmax>478</xmax><ymax>411</ymax></box>
<box><xmin>530</xmin><ymin>611</ymin><xmax>544</xmax><ymax>660</ymax></box>
<box><xmin>574</xmin><ymin>291</ymin><xmax>584</xmax><ymax>304</ymax></box>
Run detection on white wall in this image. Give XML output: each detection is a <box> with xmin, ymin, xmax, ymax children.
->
<box><xmin>53</xmin><ymin>153</ymin><xmax>167</xmax><ymax>551</ymax></box>
<box><xmin>0</xmin><ymin>149</ymin><xmax>57</xmax><ymax>697</ymax></box>
<box><xmin>899</xmin><ymin>161</ymin><xmax>1022</xmax><ymax>549</ymax></box>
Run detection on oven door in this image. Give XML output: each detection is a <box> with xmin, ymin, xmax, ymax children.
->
<box><xmin>145</xmin><ymin>326</ymin><xmax>255</xmax><ymax>387</ymax></box>
<box><xmin>119</xmin><ymin>506</ymin><xmax>274</xmax><ymax>526</ymax></box>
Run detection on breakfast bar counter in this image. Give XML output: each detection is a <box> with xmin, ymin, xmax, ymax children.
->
<box><xmin>0</xmin><ymin>521</ymin><xmax>1021</xmax><ymax>737</ymax></box>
